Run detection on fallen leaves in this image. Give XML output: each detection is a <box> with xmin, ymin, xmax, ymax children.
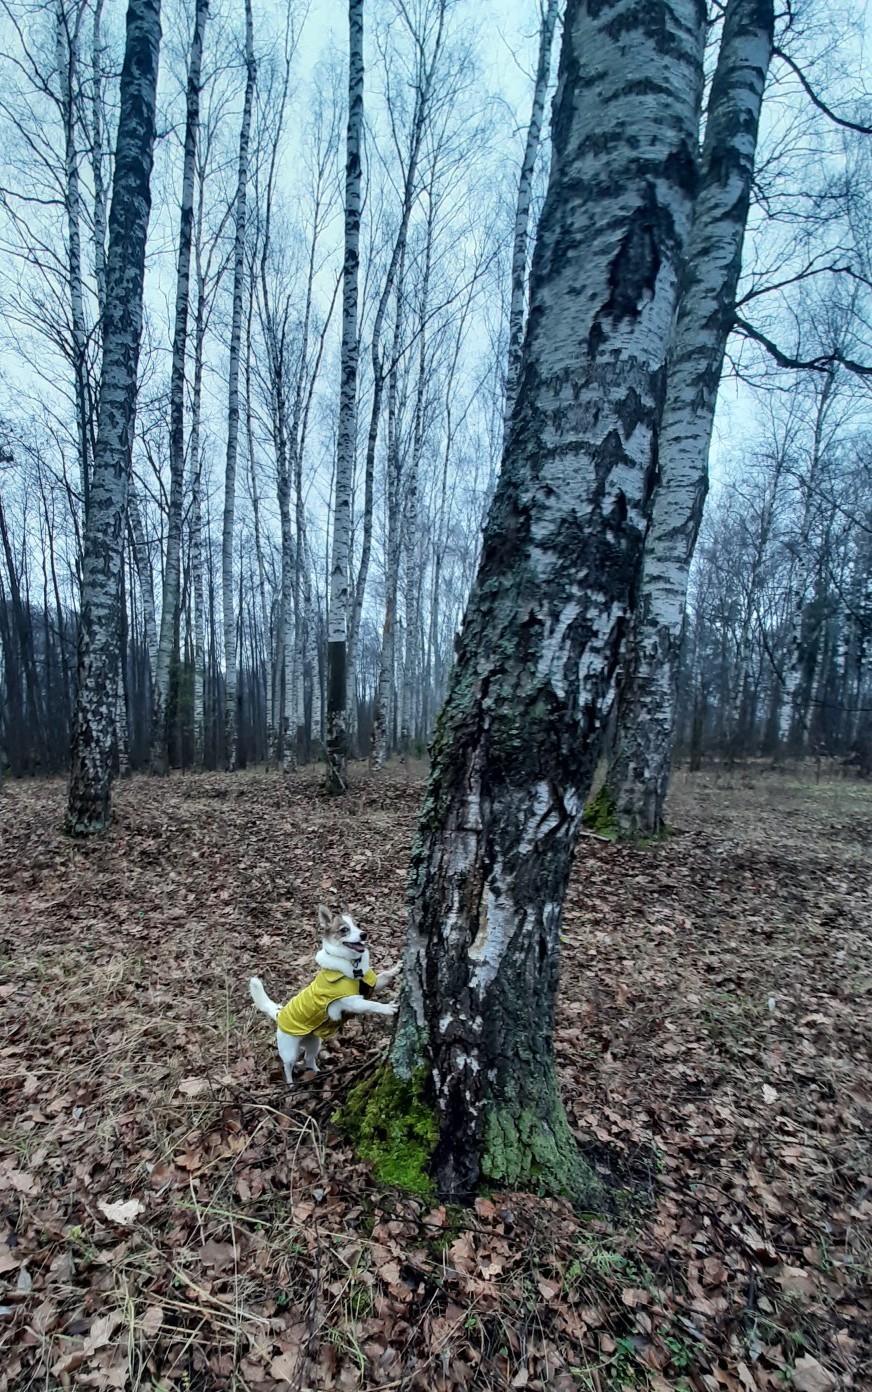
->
<box><xmin>177</xmin><ymin>1075</ymin><xmax>210</xmax><ymax>1097</ymax></box>
<box><xmin>96</xmin><ymin>1198</ymin><xmax>144</xmax><ymax>1227</ymax></box>
<box><xmin>1</xmin><ymin>766</ymin><xmax>870</xmax><ymax>1391</ymax></box>
<box><xmin>791</xmin><ymin>1353</ymin><xmax>837</xmax><ymax>1392</ymax></box>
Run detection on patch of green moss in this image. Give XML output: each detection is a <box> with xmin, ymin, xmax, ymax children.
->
<box><xmin>582</xmin><ymin>784</ymin><xmax>619</xmax><ymax>839</ymax></box>
<box><xmin>482</xmin><ymin>1100</ymin><xmax>603</xmax><ymax>1208</ymax></box>
<box><xmin>334</xmin><ymin>1065</ymin><xmax>437</xmax><ymax>1198</ymax></box>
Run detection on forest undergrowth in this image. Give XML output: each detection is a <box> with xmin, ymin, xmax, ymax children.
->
<box><xmin>1</xmin><ymin>763</ymin><xmax>870</xmax><ymax>1392</ymax></box>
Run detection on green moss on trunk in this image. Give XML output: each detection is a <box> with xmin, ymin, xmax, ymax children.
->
<box><xmin>483</xmin><ymin>1095</ymin><xmax>603</xmax><ymax>1208</ymax></box>
<box><xmin>334</xmin><ymin>1065</ymin><xmax>437</xmax><ymax>1197</ymax></box>
<box><xmin>337</xmin><ymin>1062</ymin><xmax>604</xmax><ymax>1210</ymax></box>
<box><xmin>582</xmin><ymin>784</ymin><xmax>619</xmax><ymax>839</ymax></box>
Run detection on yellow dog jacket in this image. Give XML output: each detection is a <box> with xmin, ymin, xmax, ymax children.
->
<box><xmin>276</xmin><ymin>968</ymin><xmax>377</xmax><ymax>1040</ymax></box>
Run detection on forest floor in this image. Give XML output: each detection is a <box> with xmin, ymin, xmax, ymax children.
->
<box><xmin>1</xmin><ymin>763</ymin><xmax>870</xmax><ymax>1392</ymax></box>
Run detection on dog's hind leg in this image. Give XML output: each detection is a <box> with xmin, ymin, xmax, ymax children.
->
<box><xmin>303</xmin><ymin>1035</ymin><xmax>321</xmax><ymax>1073</ymax></box>
<box><xmin>276</xmin><ymin>1029</ymin><xmax>302</xmax><ymax>1087</ymax></box>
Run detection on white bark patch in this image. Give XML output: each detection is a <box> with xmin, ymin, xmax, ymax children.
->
<box><xmin>537</xmin><ymin>602</ymin><xmax>581</xmax><ymax>698</ymax></box>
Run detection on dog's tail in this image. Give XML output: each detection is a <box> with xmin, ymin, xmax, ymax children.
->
<box><xmin>249</xmin><ymin>976</ymin><xmax>280</xmax><ymax>1022</ymax></box>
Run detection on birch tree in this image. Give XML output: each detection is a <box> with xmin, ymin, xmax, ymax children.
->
<box><xmin>67</xmin><ymin>0</ymin><xmax>162</xmax><ymax>834</ymax></box>
<box><xmin>400</xmin><ymin>186</ymin><xmax>436</xmax><ymax>750</ymax></box>
<box><xmin>221</xmin><ymin>0</ymin><xmax>256</xmax><ymax>772</ymax></box>
<box><xmin>605</xmin><ymin>0</ymin><xmax>774</xmax><ymax>835</ymax></box>
<box><xmin>150</xmin><ymin>0</ymin><xmax>209</xmax><ymax>774</ymax></box>
<box><xmin>55</xmin><ymin>0</ymin><xmax>93</xmax><ymax>511</ymax></box>
<box><xmin>777</xmin><ymin>371</ymin><xmax>836</xmax><ymax>747</ymax></box>
<box><xmin>326</xmin><ymin>0</ymin><xmax>364</xmax><ymax>793</ymax></box>
<box><xmin>503</xmin><ymin>0</ymin><xmax>560</xmax><ymax>427</ymax></box>
<box><xmin>367</xmin><ymin>0</ymin><xmax>708</xmax><ymax>1198</ymax></box>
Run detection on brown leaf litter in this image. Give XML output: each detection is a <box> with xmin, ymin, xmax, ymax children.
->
<box><xmin>1</xmin><ymin>763</ymin><xmax>870</xmax><ymax>1390</ymax></box>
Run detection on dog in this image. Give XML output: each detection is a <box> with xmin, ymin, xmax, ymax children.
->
<box><xmin>249</xmin><ymin>904</ymin><xmax>400</xmax><ymax>1086</ymax></box>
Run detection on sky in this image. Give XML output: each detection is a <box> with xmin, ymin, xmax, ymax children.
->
<box><xmin>2</xmin><ymin>0</ymin><xmax>871</xmax><ymax>585</ymax></box>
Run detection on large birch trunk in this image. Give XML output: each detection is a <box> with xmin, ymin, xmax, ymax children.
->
<box><xmin>605</xmin><ymin>0</ymin><xmax>774</xmax><ymax>835</ymax></box>
<box><xmin>380</xmin><ymin>0</ymin><xmax>706</xmax><ymax>1199</ymax></box>
<box><xmin>221</xmin><ymin>0</ymin><xmax>255</xmax><ymax>772</ymax></box>
<box><xmin>150</xmin><ymin>0</ymin><xmax>208</xmax><ymax>773</ymax></box>
<box><xmin>326</xmin><ymin>0</ymin><xmax>364</xmax><ymax>792</ymax></box>
<box><xmin>67</xmin><ymin>0</ymin><xmax>162</xmax><ymax>834</ymax></box>
<box><xmin>503</xmin><ymin>0</ymin><xmax>560</xmax><ymax>428</ymax></box>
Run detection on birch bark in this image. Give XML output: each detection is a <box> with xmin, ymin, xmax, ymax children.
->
<box><xmin>385</xmin><ymin>0</ymin><xmax>707</xmax><ymax>1198</ymax></box>
<box><xmin>245</xmin><ymin>287</ymin><xmax>275</xmax><ymax>762</ymax></box>
<box><xmin>151</xmin><ymin>0</ymin><xmax>209</xmax><ymax>773</ymax></box>
<box><xmin>606</xmin><ymin>0</ymin><xmax>774</xmax><ymax>835</ymax></box>
<box><xmin>89</xmin><ymin>0</ymin><xmax>108</xmax><ymax>317</ymax></box>
<box><xmin>326</xmin><ymin>0</ymin><xmax>364</xmax><ymax>792</ymax></box>
<box><xmin>67</xmin><ymin>0</ymin><xmax>162</xmax><ymax>834</ymax></box>
<box><xmin>127</xmin><ymin>478</ymin><xmax>158</xmax><ymax>675</ymax></box>
<box><xmin>189</xmin><ymin>188</ymin><xmax>209</xmax><ymax>768</ymax></box>
<box><xmin>55</xmin><ymin>1</ymin><xmax>92</xmax><ymax>514</ymax></box>
<box><xmin>778</xmin><ymin>374</ymin><xmax>834</xmax><ymax>749</ymax></box>
<box><xmin>400</xmin><ymin>192</ymin><xmax>434</xmax><ymax>750</ymax></box>
<box><xmin>221</xmin><ymin>0</ymin><xmax>256</xmax><ymax>772</ymax></box>
<box><xmin>504</xmin><ymin>0</ymin><xmax>560</xmax><ymax>429</ymax></box>
<box><xmin>371</xmin><ymin>264</ymin><xmax>406</xmax><ymax>769</ymax></box>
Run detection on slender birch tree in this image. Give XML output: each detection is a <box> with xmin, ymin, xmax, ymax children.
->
<box><xmin>503</xmin><ymin>0</ymin><xmax>560</xmax><ymax>428</ymax></box>
<box><xmin>778</xmin><ymin>371</ymin><xmax>835</xmax><ymax>747</ymax></box>
<box><xmin>371</xmin><ymin>257</ymin><xmax>407</xmax><ymax>768</ymax></box>
<box><xmin>326</xmin><ymin>0</ymin><xmax>364</xmax><ymax>792</ymax></box>
<box><xmin>67</xmin><ymin>0</ymin><xmax>162</xmax><ymax>834</ymax></box>
<box><xmin>400</xmin><ymin>187</ymin><xmax>436</xmax><ymax>750</ymax></box>
<box><xmin>348</xmin><ymin>0</ymin><xmax>447</xmax><ymax>756</ymax></box>
<box><xmin>222</xmin><ymin>0</ymin><xmax>256</xmax><ymax>772</ymax></box>
<box><xmin>370</xmin><ymin>0</ymin><xmax>708</xmax><ymax>1198</ymax></box>
<box><xmin>151</xmin><ymin>0</ymin><xmax>209</xmax><ymax>773</ymax></box>
<box><xmin>55</xmin><ymin>0</ymin><xmax>93</xmax><ymax>513</ymax></box>
<box><xmin>605</xmin><ymin>0</ymin><xmax>774</xmax><ymax>834</ymax></box>
<box><xmin>88</xmin><ymin>0</ymin><xmax>108</xmax><ymax>316</ymax></box>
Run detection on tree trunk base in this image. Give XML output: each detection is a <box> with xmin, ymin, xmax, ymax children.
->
<box><xmin>337</xmin><ymin>1064</ymin><xmax>603</xmax><ymax>1208</ymax></box>
<box><xmin>482</xmin><ymin>1092</ymin><xmax>602</xmax><ymax>1208</ymax></box>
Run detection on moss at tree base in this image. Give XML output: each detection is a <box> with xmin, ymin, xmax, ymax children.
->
<box><xmin>583</xmin><ymin>782</ymin><xmax>674</xmax><ymax>844</ymax></box>
<box><xmin>483</xmin><ymin>1097</ymin><xmax>603</xmax><ymax>1209</ymax></box>
<box><xmin>337</xmin><ymin>1063</ymin><xmax>604</xmax><ymax>1210</ymax></box>
<box><xmin>582</xmin><ymin>784</ymin><xmax>619</xmax><ymax>839</ymax></box>
<box><xmin>334</xmin><ymin>1065</ymin><xmax>437</xmax><ymax>1198</ymax></box>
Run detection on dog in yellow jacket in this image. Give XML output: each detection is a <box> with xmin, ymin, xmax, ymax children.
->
<box><xmin>249</xmin><ymin>905</ymin><xmax>400</xmax><ymax>1086</ymax></box>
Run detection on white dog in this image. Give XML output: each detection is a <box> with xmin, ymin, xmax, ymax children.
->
<box><xmin>249</xmin><ymin>905</ymin><xmax>400</xmax><ymax>1086</ymax></box>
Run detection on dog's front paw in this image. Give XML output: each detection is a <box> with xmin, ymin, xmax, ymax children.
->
<box><xmin>383</xmin><ymin>1003</ymin><xmax>399</xmax><ymax>1016</ymax></box>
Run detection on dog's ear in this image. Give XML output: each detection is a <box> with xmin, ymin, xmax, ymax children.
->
<box><xmin>317</xmin><ymin>903</ymin><xmax>333</xmax><ymax>933</ymax></box>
